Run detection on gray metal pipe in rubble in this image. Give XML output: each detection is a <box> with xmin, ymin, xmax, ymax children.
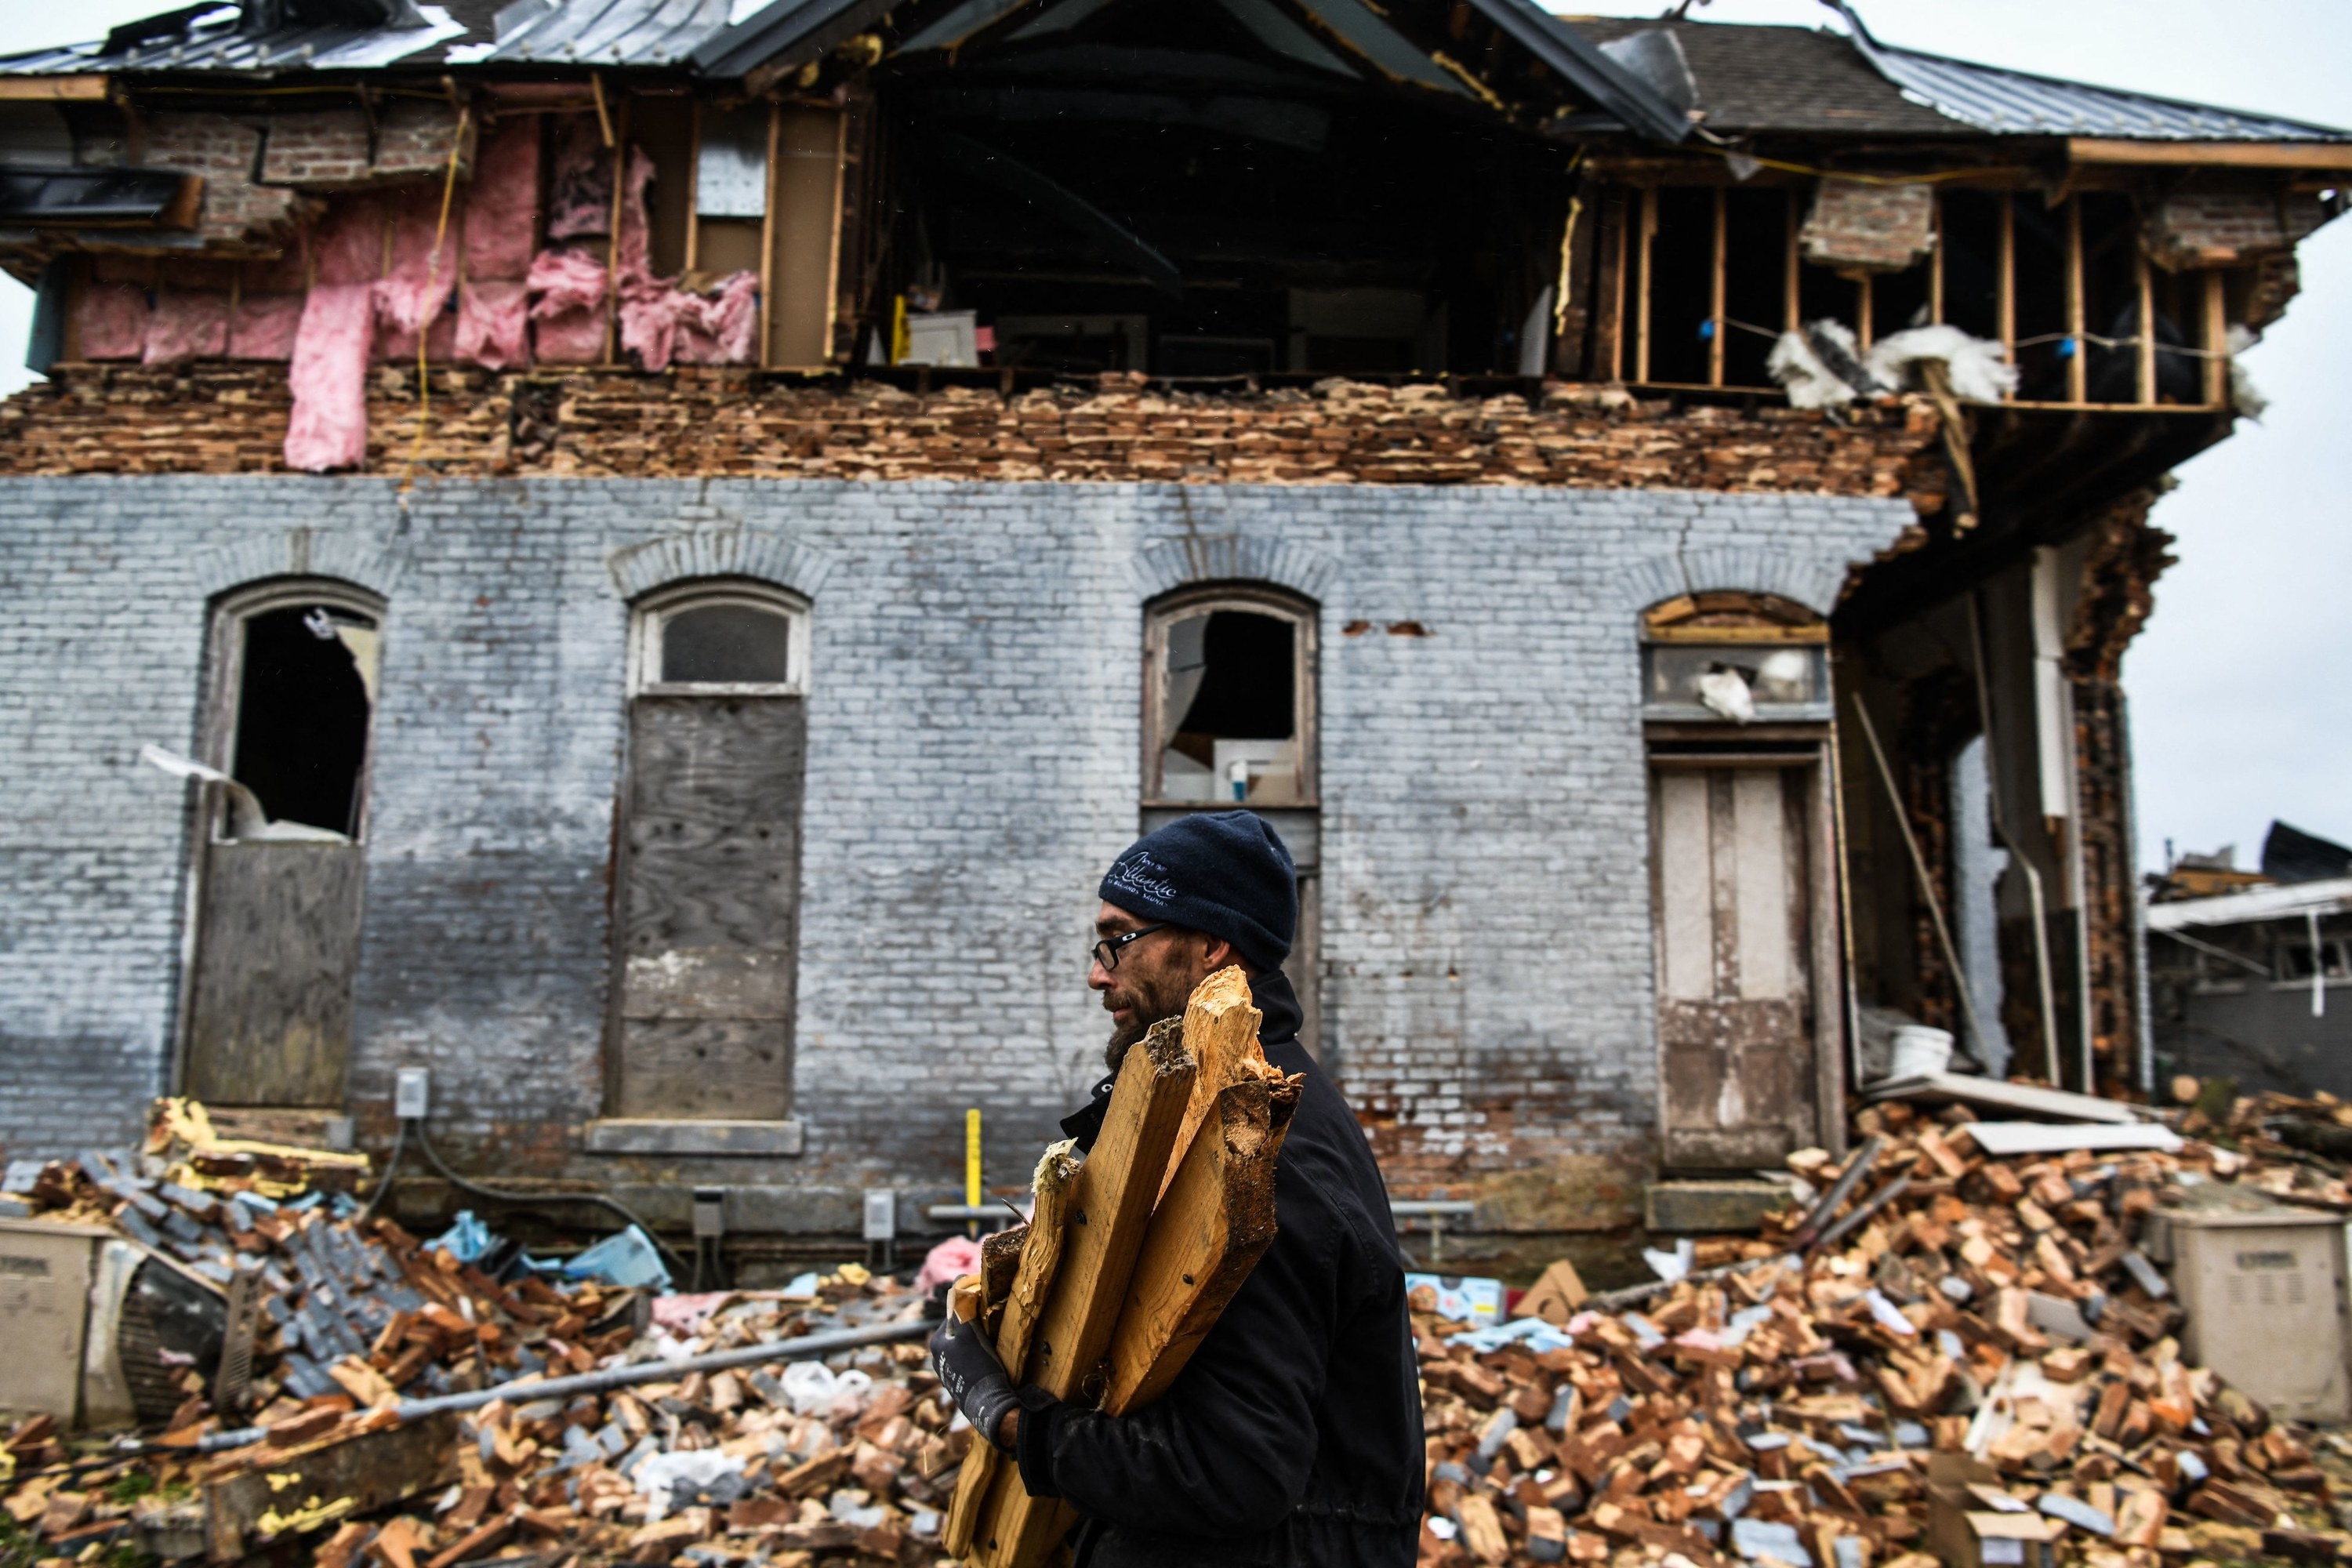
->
<box><xmin>172</xmin><ymin>1316</ymin><xmax>935</xmax><ymax>1454</ymax></box>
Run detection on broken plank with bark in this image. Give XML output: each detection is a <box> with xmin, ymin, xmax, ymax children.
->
<box><xmin>943</xmin><ymin>1139</ymin><xmax>1081</xmax><ymax>1559</ymax></box>
<box><xmin>968</xmin><ymin>1014</ymin><xmax>1196</xmax><ymax>1568</ymax></box>
<box><xmin>1104</xmin><ymin>1072</ymin><xmax>1298</xmax><ymax>1415</ymax></box>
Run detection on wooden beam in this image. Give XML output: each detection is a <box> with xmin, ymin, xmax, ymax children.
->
<box><xmin>1606</xmin><ymin>190</ymin><xmax>1628</xmax><ymax>382</ymax></box>
<box><xmin>684</xmin><ymin>99</ymin><xmax>702</xmax><ymax>275</ymax></box>
<box><xmin>1635</xmin><ymin>185</ymin><xmax>1656</xmax><ymax>385</ymax></box>
<box><xmin>2135</xmin><ymin>244</ymin><xmax>2156</xmax><ymax>406</ymax></box>
<box><xmin>1160</xmin><ymin>967</ymin><xmax>1265</xmax><ymax>1201</ymax></box>
<box><xmin>1104</xmin><ymin>1075</ymin><xmax>1296</xmax><ymax>1416</ymax></box>
<box><xmin>943</xmin><ymin>1142</ymin><xmax>1081</xmax><ymax>1562</ymax></box>
<box><xmin>1929</xmin><ymin>191</ymin><xmax>1944</xmax><ymax>325</ymax></box>
<box><xmin>2064</xmin><ymin>194</ymin><xmax>2086</xmax><ymax>404</ymax></box>
<box><xmin>0</xmin><ymin>75</ymin><xmax>109</xmax><ymax>102</ymax></box>
<box><xmin>602</xmin><ymin>96</ymin><xmax>630</xmax><ymax>366</ymax></box>
<box><xmin>2069</xmin><ymin>136</ymin><xmax>2352</xmax><ymax>172</ymax></box>
<box><xmin>758</xmin><ymin>100</ymin><xmax>779</xmax><ymax>368</ymax></box>
<box><xmin>2201</xmin><ymin>268</ymin><xmax>2229</xmax><ymax>408</ymax></box>
<box><xmin>1708</xmin><ymin>185</ymin><xmax>1726</xmax><ymax>387</ymax></box>
<box><xmin>971</xmin><ymin>1018</ymin><xmax>1197</xmax><ymax>1568</ymax></box>
<box><xmin>1855</xmin><ymin>272</ymin><xmax>1873</xmax><ymax>351</ymax></box>
<box><xmin>1781</xmin><ymin>193</ymin><xmax>1802</xmax><ymax>336</ymax></box>
<box><xmin>1997</xmin><ymin>192</ymin><xmax>2016</xmax><ymax>372</ymax></box>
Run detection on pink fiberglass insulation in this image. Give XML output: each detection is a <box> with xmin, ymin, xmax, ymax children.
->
<box><xmin>379</xmin><ymin>312</ymin><xmax>457</xmax><ymax>365</ymax></box>
<box><xmin>464</xmin><ymin>117</ymin><xmax>540</xmax><ymax>282</ymax></box>
<box><xmin>142</xmin><ymin>289</ymin><xmax>230</xmax><ymax>364</ymax></box>
<box><xmin>285</xmin><ymin>284</ymin><xmax>376</xmax><ymax>472</ymax></box>
<box><xmin>376</xmin><ymin>185</ymin><xmax>459</xmax><ymax>342</ymax></box>
<box><xmin>614</xmin><ymin>146</ymin><xmax>655</xmax><ymax>281</ymax></box>
<box><xmin>546</xmin><ymin>114</ymin><xmax>611</xmax><ymax>241</ymax></box>
<box><xmin>227</xmin><ymin>294</ymin><xmax>304</xmax><ymax>360</ymax></box>
<box><xmin>637</xmin><ymin>271</ymin><xmax>763</xmax><ymax>370</ymax></box>
<box><xmin>456</xmin><ymin>279</ymin><xmax>530</xmax><ymax>369</ymax></box>
<box><xmin>314</xmin><ymin>196</ymin><xmax>387</xmax><ymax>288</ymax></box>
<box><xmin>527</xmin><ymin>245</ymin><xmax>608</xmax><ymax>364</ymax></box>
<box><xmin>78</xmin><ymin>280</ymin><xmax>150</xmax><ymax>359</ymax></box>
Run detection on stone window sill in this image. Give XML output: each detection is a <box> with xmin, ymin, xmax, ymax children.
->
<box><xmin>583</xmin><ymin>1119</ymin><xmax>804</xmax><ymax>1156</ymax></box>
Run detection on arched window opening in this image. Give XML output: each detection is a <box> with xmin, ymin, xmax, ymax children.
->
<box><xmin>176</xmin><ymin>579</ymin><xmax>384</xmax><ymax>1111</ymax></box>
<box><xmin>609</xmin><ymin>581</ymin><xmax>810</xmax><ymax>1131</ymax></box>
<box><xmin>1641</xmin><ymin>591</ymin><xmax>1828</xmax><ymax>724</ymax></box>
<box><xmin>220</xmin><ymin>590</ymin><xmax>383</xmax><ymax>840</ymax></box>
<box><xmin>1146</xmin><ymin>590</ymin><xmax>1316</xmax><ymax>807</ymax></box>
<box><xmin>631</xmin><ymin>583</ymin><xmax>808</xmax><ymax>694</ymax></box>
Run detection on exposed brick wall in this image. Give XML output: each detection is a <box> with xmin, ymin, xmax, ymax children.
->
<box><xmin>0</xmin><ymin>476</ymin><xmax>1913</xmax><ymax>1232</ymax></box>
<box><xmin>1800</xmin><ymin>179</ymin><xmax>1935</xmax><ymax>272</ymax></box>
<box><xmin>2146</xmin><ymin>192</ymin><xmax>2330</xmax><ymax>270</ymax></box>
<box><xmin>257</xmin><ymin>103</ymin><xmax>476</xmax><ymax>190</ymax></box>
<box><xmin>140</xmin><ymin>114</ymin><xmax>308</xmax><ymax>248</ymax></box>
<box><xmin>0</xmin><ymin>365</ymin><xmax>1948</xmax><ymax>502</ymax></box>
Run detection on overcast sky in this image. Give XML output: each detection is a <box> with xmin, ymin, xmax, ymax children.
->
<box><xmin>2</xmin><ymin>0</ymin><xmax>2345</xmax><ymax>872</ymax></box>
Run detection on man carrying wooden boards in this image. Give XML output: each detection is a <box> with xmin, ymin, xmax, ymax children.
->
<box><xmin>931</xmin><ymin>811</ymin><xmax>1425</xmax><ymax>1566</ymax></box>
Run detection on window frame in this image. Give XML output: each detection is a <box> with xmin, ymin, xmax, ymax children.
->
<box><xmin>1141</xmin><ymin>584</ymin><xmax>1319</xmax><ymax>809</ymax></box>
<box><xmin>199</xmin><ymin>579</ymin><xmax>388</xmax><ymax>844</ymax></box>
<box><xmin>1640</xmin><ymin>591</ymin><xmax>1832</xmax><ymax>726</ymax></box>
<box><xmin>627</xmin><ymin>579</ymin><xmax>811</xmax><ymax>699</ymax></box>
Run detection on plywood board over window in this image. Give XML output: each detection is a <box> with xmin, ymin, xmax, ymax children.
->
<box><xmin>764</xmin><ymin>105</ymin><xmax>847</xmax><ymax>368</ymax></box>
<box><xmin>611</xmin><ymin>586</ymin><xmax>810</xmax><ymax>1120</ymax></box>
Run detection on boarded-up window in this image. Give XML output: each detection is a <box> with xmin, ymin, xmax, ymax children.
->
<box><xmin>183</xmin><ymin>586</ymin><xmax>382</xmax><ymax>1108</ymax></box>
<box><xmin>1651</xmin><ymin>764</ymin><xmax>1819</xmax><ymax>1167</ymax></box>
<box><xmin>612</xmin><ymin>585</ymin><xmax>809</xmax><ymax>1120</ymax></box>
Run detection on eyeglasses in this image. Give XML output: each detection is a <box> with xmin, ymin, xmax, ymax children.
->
<box><xmin>1091</xmin><ymin>923</ymin><xmax>1171</xmax><ymax>971</ymax></box>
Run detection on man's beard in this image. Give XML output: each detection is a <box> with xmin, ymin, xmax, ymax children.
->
<box><xmin>1101</xmin><ymin>967</ymin><xmax>1195</xmax><ymax>1073</ymax></box>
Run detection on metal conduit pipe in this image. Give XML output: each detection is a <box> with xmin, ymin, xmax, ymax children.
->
<box><xmin>156</xmin><ymin>1317</ymin><xmax>934</xmax><ymax>1455</ymax></box>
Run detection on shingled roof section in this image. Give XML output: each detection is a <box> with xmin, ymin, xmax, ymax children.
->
<box><xmin>1560</xmin><ymin>18</ymin><xmax>1971</xmax><ymax>138</ymax></box>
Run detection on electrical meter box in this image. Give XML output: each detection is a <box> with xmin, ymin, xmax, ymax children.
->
<box><xmin>2143</xmin><ymin>1204</ymin><xmax>2352</xmax><ymax>1422</ymax></box>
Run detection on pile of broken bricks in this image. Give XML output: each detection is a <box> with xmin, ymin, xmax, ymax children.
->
<box><xmin>1410</xmin><ymin>1097</ymin><xmax>2352</xmax><ymax>1568</ymax></box>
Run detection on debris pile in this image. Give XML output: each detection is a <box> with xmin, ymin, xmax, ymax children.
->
<box><xmin>1410</xmin><ymin>1098</ymin><xmax>2351</xmax><ymax>1567</ymax></box>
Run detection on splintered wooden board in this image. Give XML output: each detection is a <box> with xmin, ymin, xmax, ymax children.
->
<box><xmin>968</xmin><ymin>1016</ymin><xmax>1195</xmax><ymax>1567</ymax></box>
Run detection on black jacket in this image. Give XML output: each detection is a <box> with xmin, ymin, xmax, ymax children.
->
<box><xmin>1018</xmin><ymin>971</ymin><xmax>1425</xmax><ymax>1567</ymax></box>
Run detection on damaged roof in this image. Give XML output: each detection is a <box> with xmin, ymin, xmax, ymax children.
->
<box><xmin>1559</xmin><ymin>16</ymin><xmax>2352</xmax><ymax>143</ymax></box>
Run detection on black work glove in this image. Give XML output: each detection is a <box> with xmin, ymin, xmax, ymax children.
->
<box><xmin>929</xmin><ymin>1312</ymin><xmax>1020</xmax><ymax>1451</ymax></box>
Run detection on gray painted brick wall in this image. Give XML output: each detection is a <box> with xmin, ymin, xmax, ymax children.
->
<box><xmin>0</xmin><ymin>477</ymin><xmax>1908</xmax><ymax>1220</ymax></box>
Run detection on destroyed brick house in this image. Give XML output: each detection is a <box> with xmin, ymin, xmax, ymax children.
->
<box><xmin>0</xmin><ymin>0</ymin><xmax>2345</xmax><ymax>1272</ymax></box>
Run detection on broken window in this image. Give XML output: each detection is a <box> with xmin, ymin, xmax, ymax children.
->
<box><xmin>178</xmin><ymin>583</ymin><xmax>382</xmax><ymax>1109</ymax></box>
<box><xmin>1640</xmin><ymin>592</ymin><xmax>1827</xmax><ymax>724</ymax></box>
<box><xmin>220</xmin><ymin>590</ymin><xmax>382</xmax><ymax>840</ymax></box>
<box><xmin>1145</xmin><ymin>590</ymin><xmax>1316</xmax><ymax>806</ymax></box>
<box><xmin>612</xmin><ymin>583</ymin><xmax>809</xmax><ymax>1123</ymax></box>
<box><xmin>2278</xmin><ymin>938</ymin><xmax>2350</xmax><ymax>983</ymax></box>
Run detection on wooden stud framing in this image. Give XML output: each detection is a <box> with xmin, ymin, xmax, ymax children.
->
<box><xmin>824</xmin><ymin>109</ymin><xmax>848</xmax><ymax>361</ymax></box>
<box><xmin>603</xmin><ymin>97</ymin><xmax>630</xmax><ymax>366</ymax></box>
<box><xmin>1708</xmin><ymin>185</ymin><xmax>1726</xmax><ymax>387</ymax></box>
<box><xmin>1608</xmin><ymin>191</ymin><xmax>1629</xmax><ymax>382</ymax></box>
<box><xmin>2064</xmin><ymin>194</ymin><xmax>2087</xmax><ymax>404</ymax></box>
<box><xmin>684</xmin><ymin>99</ymin><xmax>702</xmax><ymax>274</ymax></box>
<box><xmin>2201</xmin><ymin>268</ymin><xmax>2229</xmax><ymax>408</ymax></box>
<box><xmin>1929</xmin><ymin>192</ymin><xmax>1944</xmax><ymax>325</ymax></box>
<box><xmin>757</xmin><ymin>100</ymin><xmax>780</xmax><ymax>368</ymax></box>
<box><xmin>1854</xmin><ymin>273</ymin><xmax>1873</xmax><ymax>351</ymax></box>
<box><xmin>2134</xmin><ymin>244</ymin><xmax>2157</xmax><ymax>406</ymax></box>
<box><xmin>1783</xmin><ymin>189</ymin><xmax>1800</xmax><ymax>332</ymax></box>
<box><xmin>1635</xmin><ymin>186</ymin><xmax>1657</xmax><ymax>385</ymax></box>
<box><xmin>1996</xmin><ymin>193</ymin><xmax>2016</xmax><ymax>368</ymax></box>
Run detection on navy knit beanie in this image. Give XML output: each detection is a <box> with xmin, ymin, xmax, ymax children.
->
<box><xmin>1098</xmin><ymin>811</ymin><xmax>1298</xmax><ymax>973</ymax></box>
